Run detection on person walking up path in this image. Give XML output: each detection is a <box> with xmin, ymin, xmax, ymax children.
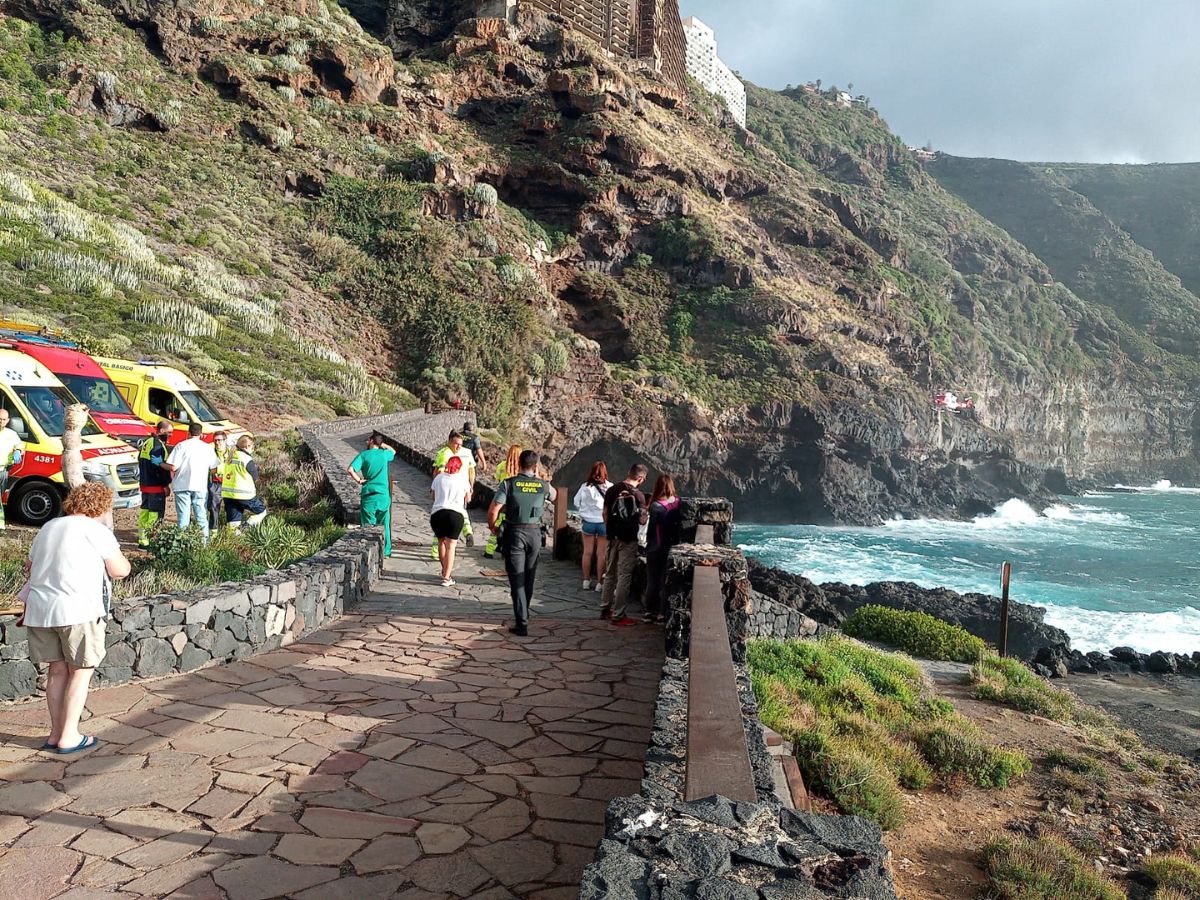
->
<box><xmin>348</xmin><ymin>432</ymin><xmax>396</xmax><ymax>557</ymax></box>
<box><xmin>489</xmin><ymin>450</ymin><xmax>555</xmax><ymax>637</ymax></box>
<box><xmin>642</xmin><ymin>474</ymin><xmax>681</xmax><ymax>623</ymax></box>
<box><xmin>460</xmin><ymin>420</ymin><xmax>487</xmax><ymax>472</ymax></box>
<box><xmin>484</xmin><ymin>444</ymin><xmax>521</xmax><ymax>559</ymax></box>
<box><xmin>21</xmin><ymin>482</ymin><xmax>130</xmax><ymax>753</ymax></box>
<box><xmin>136</xmin><ymin>420</ymin><xmax>173</xmax><ymax>548</ymax></box>
<box><xmin>0</xmin><ymin>408</ymin><xmax>25</xmax><ymax>530</ymax></box>
<box><xmin>165</xmin><ymin>422</ymin><xmax>219</xmax><ymax>542</ymax></box>
<box><xmin>222</xmin><ymin>435</ymin><xmax>267</xmax><ymax>530</ymax></box>
<box><xmin>574</xmin><ymin>461</ymin><xmax>612</xmax><ymax>592</ymax></box>
<box><xmin>431</xmin><ymin>430</ymin><xmax>476</xmax><ymax>557</ymax></box>
<box><xmin>431</xmin><ymin>455</ymin><xmax>471</xmax><ymax>586</ymax></box>
<box><xmin>600</xmin><ymin>463</ymin><xmax>648</xmax><ymax>626</ymax></box>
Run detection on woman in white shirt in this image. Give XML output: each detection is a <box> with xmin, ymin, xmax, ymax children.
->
<box><xmin>430</xmin><ymin>455</ymin><xmax>471</xmax><ymax>587</ymax></box>
<box><xmin>573</xmin><ymin>461</ymin><xmax>613</xmax><ymax>592</ymax></box>
<box><xmin>23</xmin><ymin>482</ymin><xmax>130</xmax><ymax>754</ymax></box>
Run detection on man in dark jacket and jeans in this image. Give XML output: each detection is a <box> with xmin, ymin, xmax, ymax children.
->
<box><xmin>489</xmin><ymin>450</ymin><xmax>556</xmax><ymax>637</ymax></box>
<box><xmin>600</xmin><ymin>463</ymin><xmax>648</xmax><ymax>626</ymax></box>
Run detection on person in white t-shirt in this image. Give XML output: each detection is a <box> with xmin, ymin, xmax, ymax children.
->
<box><xmin>23</xmin><ymin>482</ymin><xmax>130</xmax><ymax>754</ymax></box>
<box><xmin>429</xmin><ymin>455</ymin><xmax>471</xmax><ymax>587</ymax></box>
<box><xmin>430</xmin><ymin>430</ymin><xmax>477</xmax><ymax>556</ymax></box>
<box><xmin>165</xmin><ymin>422</ymin><xmax>219</xmax><ymax>541</ymax></box>
<box><xmin>0</xmin><ymin>408</ymin><xmax>25</xmax><ymax>530</ymax></box>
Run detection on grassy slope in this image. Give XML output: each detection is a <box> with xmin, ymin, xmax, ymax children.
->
<box><xmin>930</xmin><ymin>154</ymin><xmax>1200</xmax><ymax>362</ymax></box>
<box><xmin>1055</xmin><ymin>162</ymin><xmax>1200</xmax><ymax>296</ymax></box>
<box><xmin>0</xmin><ymin>11</ymin><xmax>414</xmax><ymax>428</ymax></box>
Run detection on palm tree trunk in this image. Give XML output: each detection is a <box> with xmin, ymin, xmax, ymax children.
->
<box><xmin>62</xmin><ymin>403</ymin><xmax>87</xmax><ymax>490</ymax></box>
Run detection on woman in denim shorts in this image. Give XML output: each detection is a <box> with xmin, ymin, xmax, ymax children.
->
<box><xmin>573</xmin><ymin>461</ymin><xmax>612</xmax><ymax>592</ymax></box>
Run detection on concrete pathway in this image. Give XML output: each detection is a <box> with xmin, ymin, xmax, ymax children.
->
<box><xmin>0</xmin><ymin>431</ymin><xmax>664</xmax><ymax>899</ymax></box>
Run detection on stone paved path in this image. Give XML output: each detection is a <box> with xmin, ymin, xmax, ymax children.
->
<box><xmin>0</xmin><ymin>430</ymin><xmax>664</xmax><ymax>899</ymax></box>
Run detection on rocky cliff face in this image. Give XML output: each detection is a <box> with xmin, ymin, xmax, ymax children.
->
<box><xmin>1</xmin><ymin>0</ymin><xmax>1191</xmax><ymax>522</ymax></box>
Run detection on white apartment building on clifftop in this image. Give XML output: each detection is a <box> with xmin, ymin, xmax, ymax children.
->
<box><xmin>681</xmin><ymin>16</ymin><xmax>746</xmax><ymax>128</ymax></box>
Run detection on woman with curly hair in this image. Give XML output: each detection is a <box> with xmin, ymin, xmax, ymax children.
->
<box><xmin>22</xmin><ymin>482</ymin><xmax>130</xmax><ymax>754</ymax></box>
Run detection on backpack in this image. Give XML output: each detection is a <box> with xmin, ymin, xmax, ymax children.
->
<box><xmin>609</xmin><ymin>484</ymin><xmax>642</xmax><ymax>540</ymax></box>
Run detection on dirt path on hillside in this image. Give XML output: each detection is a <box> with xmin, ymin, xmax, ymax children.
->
<box><xmin>884</xmin><ymin>661</ymin><xmax>1200</xmax><ymax>899</ymax></box>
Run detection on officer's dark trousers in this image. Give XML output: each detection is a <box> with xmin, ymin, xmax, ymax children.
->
<box><xmin>503</xmin><ymin>525</ymin><xmax>541</xmax><ymax>628</ymax></box>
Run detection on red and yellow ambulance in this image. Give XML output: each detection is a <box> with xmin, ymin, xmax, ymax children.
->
<box><xmin>94</xmin><ymin>357</ymin><xmax>246</xmax><ymax>446</ymax></box>
<box><xmin>0</xmin><ymin>348</ymin><xmax>141</xmax><ymax>524</ymax></box>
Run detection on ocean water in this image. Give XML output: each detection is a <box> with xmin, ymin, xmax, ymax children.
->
<box><xmin>735</xmin><ymin>482</ymin><xmax>1200</xmax><ymax>655</ymax></box>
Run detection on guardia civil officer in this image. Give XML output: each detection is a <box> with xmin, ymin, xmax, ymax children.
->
<box><xmin>488</xmin><ymin>450</ymin><xmax>556</xmax><ymax>637</ymax></box>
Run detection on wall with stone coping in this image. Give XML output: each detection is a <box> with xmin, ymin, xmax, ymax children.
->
<box><xmin>0</xmin><ymin>531</ymin><xmax>384</xmax><ymax>701</ymax></box>
<box><xmin>580</xmin><ymin>533</ymin><xmax>896</xmax><ymax>898</ymax></box>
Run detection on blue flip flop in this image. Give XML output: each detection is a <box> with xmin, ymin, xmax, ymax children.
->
<box><xmin>55</xmin><ymin>736</ymin><xmax>99</xmax><ymax>755</ymax></box>
<box><xmin>39</xmin><ymin>742</ymin><xmax>55</xmax><ymax>751</ymax></box>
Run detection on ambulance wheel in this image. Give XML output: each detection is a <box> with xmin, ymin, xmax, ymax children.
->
<box><xmin>11</xmin><ymin>480</ymin><xmax>63</xmax><ymax>526</ymax></box>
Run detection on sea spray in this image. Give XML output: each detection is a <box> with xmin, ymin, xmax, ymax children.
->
<box><xmin>737</xmin><ymin>490</ymin><xmax>1200</xmax><ymax>655</ymax></box>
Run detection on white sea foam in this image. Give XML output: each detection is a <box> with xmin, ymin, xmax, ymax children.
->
<box><xmin>1113</xmin><ymin>479</ymin><xmax>1200</xmax><ymax>494</ymax></box>
<box><xmin>1045</xmin><ymin>604</ymin><xmax>1200</xmax><ymax>656</ymax></box>
<box><xmin>738</xmin><ymin>491</ymin><xmax>1200</xmax><ymax>658</ymax></box>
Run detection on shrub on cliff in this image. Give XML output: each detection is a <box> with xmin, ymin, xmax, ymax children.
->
<box><xmin>983</xmin><ymin>835</ymin><xmax>1125</xmax><ymax>900</ymax></box>
<box><xmin>971</xmin><ymin>654</ymin><xmax>1078</xmax><ymax>721</ymax></box>
<box><xmin>748</xmin><ymin>636</ymin><xmax>1030</xmax><ymax>829</ymax></box>
<box><xmin>1141</xmin><ymin>853</ymin><xmax>1200</xmax><ymax>897</ymax></box>
<box><xmin>841</xmin><ymin>604</ymin><xmax>988</xmax><ymax>662</ymax></box>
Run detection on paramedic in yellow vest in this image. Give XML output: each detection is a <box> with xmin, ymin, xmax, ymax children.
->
<box><xmin>0</xmin><ymin>408</ymin><xmax>25</xmax><ymax>530</ymax></box>
<box><xmin>483</xmin><ymin>444</ymin><xmax>522</xmax><ymax>559</ymax></box>
<box><xmin>222</xmin><ymin>435</ymin><xmax>267</xmax><ymax>529</ymax></box>
<box><xmin>430</xmin><ymin>430</ymin><xmax>475</xmax><ymax>558</ymax></box>
<box><xmin>136</xmin><ymin>420</ymin><xmax>173</xmax><ymax>547</ymax></box>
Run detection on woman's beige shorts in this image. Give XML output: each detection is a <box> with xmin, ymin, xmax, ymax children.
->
<box><xmin>27</xmin><ymin>619</ymin><xmax>108</xmax><ymax>668</ymax></box>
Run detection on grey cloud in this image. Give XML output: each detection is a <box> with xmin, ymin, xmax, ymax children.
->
<box><xmin>679</xmin><ymin>0</ymin><xmax>1200</xmax><ymax>162</ymax></box>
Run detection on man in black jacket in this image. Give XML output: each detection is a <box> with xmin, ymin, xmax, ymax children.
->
<box><xmin>600</xmin><ymin>463</ymin><xmax>648</xmax><ymax>627</ymax></box>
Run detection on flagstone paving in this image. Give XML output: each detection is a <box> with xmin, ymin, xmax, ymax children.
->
<box><xmin>0</xmin><ymin>431</ymin><xmax>664</xmax><ymax>898</ymax></box>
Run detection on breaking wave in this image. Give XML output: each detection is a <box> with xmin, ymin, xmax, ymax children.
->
<box><xmin>737</xmin><ymin>491</ymin><xmax>1200</xmax><ymax>656</ymax></box>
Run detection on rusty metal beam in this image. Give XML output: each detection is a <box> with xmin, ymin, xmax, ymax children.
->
<box><xmin>685</xmin><ymin>564</ymin><xmax>757</xmax><ymax>802</ymax></box>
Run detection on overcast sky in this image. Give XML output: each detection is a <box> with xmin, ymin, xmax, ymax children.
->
<box><xmin>681</xmin><ymin>0</ymin><xmax>1200</xmax><ymax>163</ymax></box>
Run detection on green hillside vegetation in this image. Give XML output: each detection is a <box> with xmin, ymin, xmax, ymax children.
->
<box><xmin>748</xmin><ymin>86</ymin><xmax>1118</xmax><ymax>379</ymax></box>
<box><xmin>930</xmin><ymin>155</ymin><xmax>1200</xmax><ymax>362</ymax></box>
<box><xmin>1054</xmin><ymin>162</ymin><xmax>1200</xmax><ymax>298</ymax></box>
<box><xmin>0</xmin><ymin>0</ymin><xmax>1196</xmax><ymax>511</ymax></box>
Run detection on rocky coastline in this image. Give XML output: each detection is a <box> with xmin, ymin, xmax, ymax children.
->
<box><xmin>746</xmin><ymin>559</ymin><xmax>1200</xmax><ymax>678</ymax></box>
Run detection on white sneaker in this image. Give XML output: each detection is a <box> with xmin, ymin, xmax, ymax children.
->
<box><xmin>594</xmin><ymin>582</ymin><xmax>604</xmax><ymax>592</ymax></box>
<box><xmin>582</xmin><ymin>579</ymin><xmax>591</xmax><ymax>590</ymax></box>
<box><xmin>441</xmin><ymin>578</ymin><xmax>456</xmax><ymax>587</ymax></box>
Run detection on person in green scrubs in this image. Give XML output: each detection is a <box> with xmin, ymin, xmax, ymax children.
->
<box><xmin>347</xmin><ymin>432</ymin><xmax>396</xmax><ymax>557</ymax></box>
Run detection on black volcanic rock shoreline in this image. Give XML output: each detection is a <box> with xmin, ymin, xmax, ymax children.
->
<box><xmin>746</xmin><ymin>559</ymin><xmax>1200</xmax><ymax>678</ymax></box>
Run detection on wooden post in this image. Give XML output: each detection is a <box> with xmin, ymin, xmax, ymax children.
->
<box><xmin>998</xmin><ymin>561</ymin><xmax>1012</xmax><ymax>657</ymax></box>
<box><xmin>552</xmin><ymin>483</ymin><xmax>567</xmax><ymax>557</ymax></box>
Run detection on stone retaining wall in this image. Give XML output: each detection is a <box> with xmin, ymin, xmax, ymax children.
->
<box><xmin>581</xmin><ymin>534</ymin><xmax>896</xmax><ymax>898</ymax></box>
<box><xmin>0</xmin><ymin>531</ymin><xmax>384</xmax><ymax>700</ymax></box>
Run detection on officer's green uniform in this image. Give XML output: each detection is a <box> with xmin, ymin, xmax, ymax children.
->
<box><xmin>350</xmin><ymin>446</ymin><xmax>395</xmax><ymax>557</ymax></box>
<box><xmin>483</xmin><ymin>460</ymin><xmax>509</xmax><ymax>558</ymax></box>
<box><xmin>430</xmin><ymin>445</ymin><xmax>474</xmax><ymax>558</ymax></box>
<box><xmin>494</xmin><ymin>472</ymin><xmax>551</xmax><ymax>632</ymax></box>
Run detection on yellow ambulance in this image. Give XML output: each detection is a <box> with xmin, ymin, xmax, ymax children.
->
<box><xmin>94</xmin><ymin>357</ymin><xmax>247</xmax><ymax>446</ymax></box>
<box><xmin>0</xmin><ymin>347</ymin><xmax>141</xmax><ymax>524</ymax></box>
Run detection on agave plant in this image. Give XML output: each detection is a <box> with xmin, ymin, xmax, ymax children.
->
<box><xmin>244</xmin><ymin>517</ymin><xmax>310</xmax><ymax>569</ymax></box>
